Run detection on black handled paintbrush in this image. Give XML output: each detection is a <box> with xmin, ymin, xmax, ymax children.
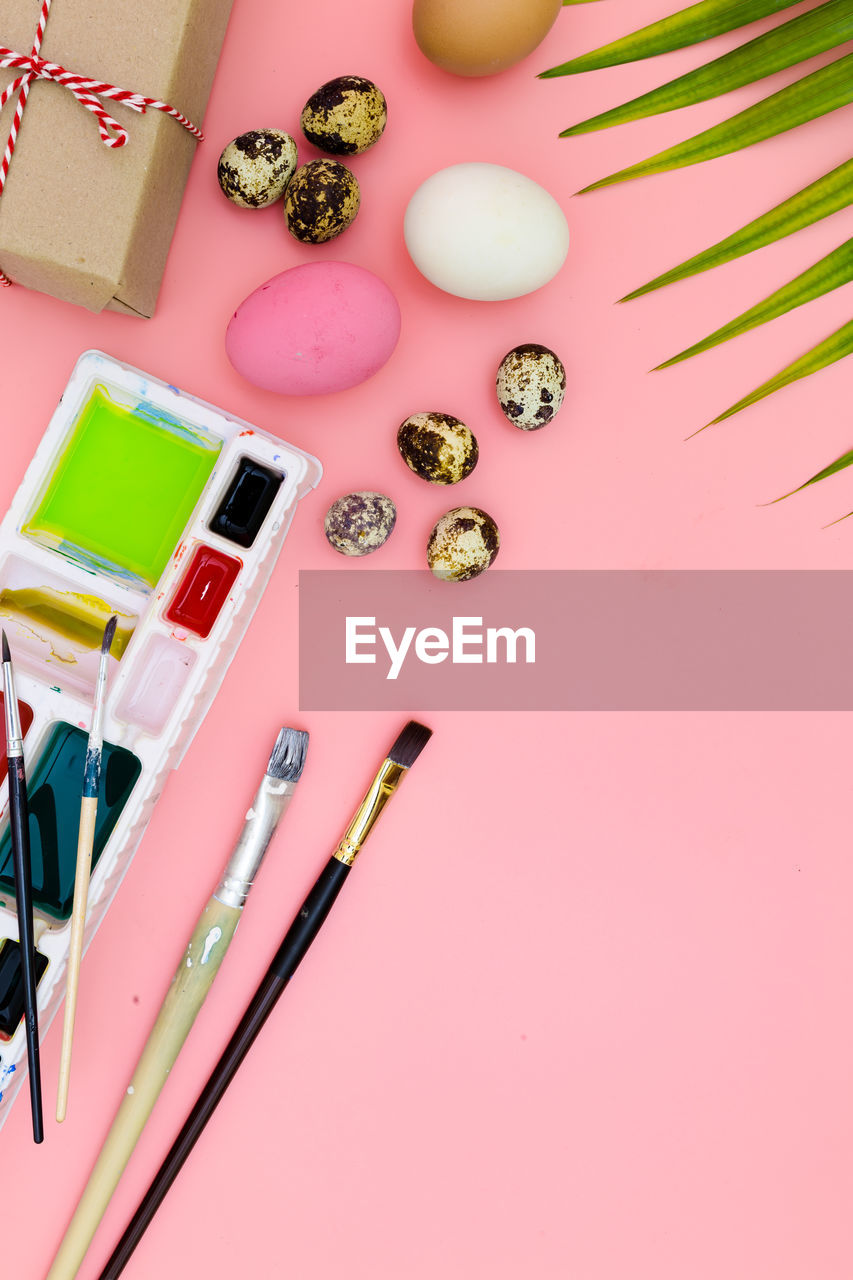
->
<box><xmin>96</xmin><ymin>719</ymin><xmax>432</xmax><ymax>1279</ymax></box>
<box><xmin>1</xmin><ymin>629</ymin><xmax>43</xmax><ymax>1143</ymax></box>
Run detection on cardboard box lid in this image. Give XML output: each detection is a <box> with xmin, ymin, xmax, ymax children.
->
<box><xmin>0</xmin><ymin>0</ymin><xmax>233</xmax><ymax>315</ymax></box>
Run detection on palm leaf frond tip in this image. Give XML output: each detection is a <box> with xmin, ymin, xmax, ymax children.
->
<box><xmin>657</xmin><ymin>239</ymin><xmax>853</xmax><ymax>368</ymax></box>
<box><xmin>580</xmin><ymin>52</ymin><xmax>853</xmax><ymax>193</ymax></box>
<box><xmin>561</xmin><ymin>0</ymin><xmax>853</xmax><ymax>136</ymax></box>
<box><xmin>707</xmin><ymin>318</ymin><xmax>853</xmax><ymax>426</ymax></box>
<box><xmin>770</xmin><ymin>448</ymin><xmax>853</xmax><ymax>503</ymax></box>
<box><xmin>622</xmin><ymin>158</ymin><xmax>853</xmax><ymax>301</ymax></box>
<box><xmin>542</xmin><ymin>0</ymin><xmax>802</xmax><ymax>77</ymax></box>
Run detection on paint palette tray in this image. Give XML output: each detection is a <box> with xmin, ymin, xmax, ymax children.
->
<box><xmin>0</xmin><ymin>350</ymin><xmax>321</xmax><ymax>1126</ymax></box>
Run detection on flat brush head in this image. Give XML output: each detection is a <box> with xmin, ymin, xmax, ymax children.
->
<box><xmin>388</xmin><ymin>720</ymin><xmax>432</xmax><ymax>769</ymax></box>
<box><xmin>102</xmin><ymin>615</ymin><xmax>118</xmax><ymax>655</ymax></box>
<box><xmin>1</xmin><ymin>630</ymin><xmax>9</xmax><ymax>664</ymax></box>
<box><xmin>267</xmin><ymin>727</ymin><xmax>309</xmax><ymax>781</ymax></box>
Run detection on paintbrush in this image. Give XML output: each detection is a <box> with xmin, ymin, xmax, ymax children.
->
<box><xmin>95</xmin><ymin>720</ymin><xmax>431</xmax><ymax>1280</ymax></box>
<box><xmin>1</xmin><ymin>629</ymin><xmax>43</xmax><ymax>1143</ymax></box>
<box><xmin>56</xmin><ymin>614</ymin><xmax>117</xmax><ymax>1123</ymax></box>
<box><xmin>46</xmin><ymin>726</ymin><xmax>308</xmax><ymax>1280</ymax></box>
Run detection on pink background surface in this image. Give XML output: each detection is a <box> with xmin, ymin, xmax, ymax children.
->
<box><xmin>4</xmin><ymin>1</ymin><xmax>853</xmax><ymax>1276</ymax></box>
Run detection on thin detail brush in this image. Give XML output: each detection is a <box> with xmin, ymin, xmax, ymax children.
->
<box><xmin>46</xmin><ymin>727</ymin><xmax>309</xmax><ymax>1280</ymax></box>
<box><xmin>56</xmin><ymin>614</ymin><xmax>117</xmax><ymax>1123</ymax></box>
<box><xmin>1</xmin><ymin>629</ymin><xmax>43</xmax><ymax>1143</ymax></box>
<box><xmin>96</xmin><ymin>720</ymin><xmax>432</xmax><ymax>1280</ymax></box>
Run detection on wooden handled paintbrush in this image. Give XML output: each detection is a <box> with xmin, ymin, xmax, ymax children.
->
<box><xmin>56</xmin><ymin>614</ymin><xmax>117</xmax><ymax>1124</ymax></box>
<box><xmin>46</xmin><ymin>726</ymin><xmax>309</xmax><ymax>1280</ymax></box>
<box><xmin>95</xmin><ymin>720</ymin><xmax>431</xmax><ymax>1280</ymax></box>
<box><xmin>1</xmin><ymin>629</ymin><xmax>42</xmax><ymax>1143</ymax></box>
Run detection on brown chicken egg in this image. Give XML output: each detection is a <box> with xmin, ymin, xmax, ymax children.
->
<box><xmin>412</xmin><ymin>0</ymin><xmax>562</xmax><ymax>77</ymax></box>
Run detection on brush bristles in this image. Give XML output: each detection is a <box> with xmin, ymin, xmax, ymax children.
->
<box><xmin>267</xmin><ymin>727</ymin><xmax>309</xmax><ymax>781</ymax></box>
<box><xmin>1</xmin><ymin>631</ymin><xmax>8</xmax><ymax>665</ymax></box>
<box><xmin>102</xmin><ymin>615</ymin><xmax>118</xmax><ymax>655</ymax></box>
<box><xmin>388</xmin><ymin>720</ymin><xmax>432</xmax><ymax>769</ymax></box>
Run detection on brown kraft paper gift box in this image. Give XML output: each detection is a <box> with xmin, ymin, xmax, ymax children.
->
<box><xmin>0</xmin><ymin>0</ymin><xmax>234</xmax><ymax>316</ymax></box>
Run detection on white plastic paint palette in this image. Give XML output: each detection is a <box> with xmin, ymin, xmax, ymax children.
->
<box><xmin>0</xmin><ymin>349</ymin><xmax>321</xmax><ymax>1126</ymax></box>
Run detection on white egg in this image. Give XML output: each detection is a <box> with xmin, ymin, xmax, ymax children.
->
<box><xmin>404</xmin><ymin>162</ymin><xmax>569</xmax><ymax>301</ymax></box>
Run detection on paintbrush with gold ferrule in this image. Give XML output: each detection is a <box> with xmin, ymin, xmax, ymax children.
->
<box><xmin>46</xmin><ymin>726</ymin><xmax>308</xmax><ymax>1280</ymax></box>
<box><xmin>95</xmin><ymin>720</ymin><xmax>432</xmax><ymax>1280</ymax></box>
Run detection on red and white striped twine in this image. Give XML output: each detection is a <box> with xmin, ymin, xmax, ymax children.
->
<box><xmin>0</xmin><ymin>0</ymin><xmax>203</xmax><ymax>286</ymax></box>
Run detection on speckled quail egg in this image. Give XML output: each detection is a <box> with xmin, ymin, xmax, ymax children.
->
<box><xmin>325</xmin><ymin>492</ymin><xmax>396</xmax><ymax>556</ymax></box>
<box><xmin>496</xmin><ymin>343</ymin><xmax>566</xmax><ymax>430</ymax></box>
<box><xmin>217</xmin><ymin>129</ymin><xmax>298</xmax><ymax>209</ymax></box>
<box><xmin>427</xmin><ymin>507</ymin><xmax>500</xmax><ymax>582</ymax></box>
<box><xmin>301</xmin><ymin>75</ymin><xmax>387</xmax><ymax>155</ymax></box>
<box><xmin>397</xmin><ymin>413</ymin><xmax>478</xmax><ymax>485</ymax></box>
<box><xmin>285</xmin><ymin>159</ymin><xmax>360</xmax><ymax>243</ymax></box>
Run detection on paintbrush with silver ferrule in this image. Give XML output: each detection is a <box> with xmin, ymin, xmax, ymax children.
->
<box><xmin>46</xmin><ymin>726</ymin><xmax>309</xmax><ymax>1280</ymax></box>
<box><xmin>2</xmin><ymin>629</ymin><xmax>43</xmax><ymax>1144</ymax></box>
<box><xmin>95</xmin><ymin>720</ymin><xmax>432</xmax><ymax>1280</ymax></box>
<box><xmin>57</xmin><ymin>614</ymin><xmax>117</xmax><ymax>1123</ymax></box>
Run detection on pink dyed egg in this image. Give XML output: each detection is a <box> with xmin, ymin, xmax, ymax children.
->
<box><xmin>226</xmin><ymin>261</ymin><xmax>401</xmax><ymax>395</ymax></box>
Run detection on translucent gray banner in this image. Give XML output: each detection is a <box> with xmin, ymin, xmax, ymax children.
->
<box><xmin>298</xmin><ymin>570</ymin><xmax>853</xmax><ymax>711</ymax></box>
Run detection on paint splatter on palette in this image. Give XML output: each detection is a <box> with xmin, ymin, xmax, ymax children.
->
<box><xmin>0</xmin><ymin>350</ymin><xmax>321</xmax><ymax>1126</ymax></box>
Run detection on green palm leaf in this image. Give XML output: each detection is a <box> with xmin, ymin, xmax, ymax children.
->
<box><xmin>549</xmin><ymin>0</ymin><xmax>853</xmax><ymax>484</ymax></box>
<box><xmin>542</xmin><ymin>0</ymin><xmax>801</xmax><ymax>76</ymax></box>
<box><xmin>706</xmin><ymin>318</ymin><xmax>853</xmax><ymax>426</ymax></box>
<box><xmin>656</xmin><ymin>239</ymin><xmax>853</xmax><ymax>367</ymax></box>
<box><xmin>622</xmin><ymin>158</ymin><xmax>853</xmax><ymax>300</ymax></box>
<box><xmin>771</xmin><ymin>448</ymin><xmax>853</xmax><ymax>502</ymax></box>
<box><xmin>580</xmin><ymin>52</ymin><xmax>853</xmax><ymax>192</ymax></box>
<box><xmin>561</xmin><ymin>0</ymin><xmax>853</xmax><ymax>136</ymax></box>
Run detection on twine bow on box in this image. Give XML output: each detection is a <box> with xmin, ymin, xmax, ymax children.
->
<box><xmin>0</xmin><ymin>0</ymin><xmax>203</xmax><ymax>286</ymax></box>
